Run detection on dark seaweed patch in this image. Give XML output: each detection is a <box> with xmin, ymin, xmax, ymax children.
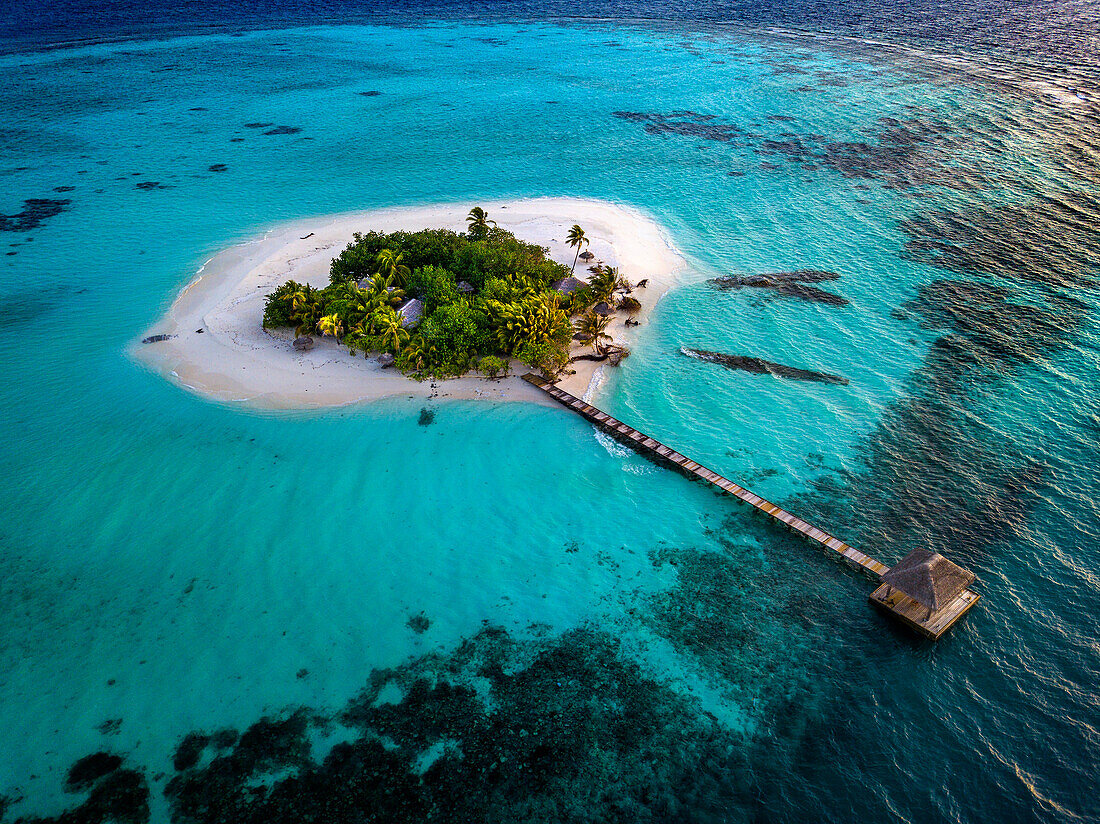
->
<box><xmin>23</xmin><ymin>624</ymin><xmax>758</xmax><ymax>823</ymax></box>
<box><xmin>53</xmin><ymin>186</ymin><xmax>75</xmax><ymax>193</ymax></box>
<box><xmin>65</xmin><ymin>753</ymin><xmax>123</xmax><ymax>791</ymax></box>
<box><xmin>20</xmin><ymin>767</ymin><xmax>149</xmax><ymax>824</ymax></box>
<box><xmin>262</xmin><ymin>126</ymin><xmax>302</xmax><ymax>136</ymax></box>
<box><xmin>406</xmin><ymin>613</ymin><xmax>430</xmax><ymax>633</ymax></box>
<box><xmin>207</xmin><ymin>164</ymin><xmax>228</xmax><ymax>172</ymax></box>
<box><xmin>709</xmin><ymin>271</ymin><xmax>847</xmax><ymax>305</ymax></box>
<box><xmin>243</xmin><ymin>122</ymin><xmax>273</xmax><ymax>128</ymax></box>
<box><xmin>417</xmin><ymin>407</ymin><xmax>435</xmax><ymax>426</ymax></box>
<box><xmin>613</xmin><ymin>110</ymin><xmax>744</xmax><ymax>142</ymax></box>
<box><xmin>0</xmin><ymin>199</ymin><xmax>70</xmax><ymax>232</ymax></box>
<box><xmin>135</xmin><ymin>181</ymin><xmax>167</xmax><ymax>190</ymax></box>
<box><xmin>358</xmin><ymin>90</ymin><xmax>383</xmax><ymax>96</ymax></box>
<box><xmin>682</xmin><ymin>347</ymin><xmax>849</xmax><ymax>385</ymax></box>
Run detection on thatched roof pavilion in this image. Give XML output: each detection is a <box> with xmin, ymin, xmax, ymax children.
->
<box><xmin>579</xmin><ymin>250</ymin><xmax>595</xmax><ymax>262</ymax></box>
<box><xmin>398</xmin><ymin>298</ymin><xmax>424</xmax><ymax>328</ymax></box>
<box><xmin>552</xmin><ymin>276</ymin><xmax>585</xmax><ymax>295</ymax></box>
<box><xmin>881</xmin><ymin>548</ymin><xmax>974</xmax><ymax>611</ymax></box>
<box><xmin>871</xmin><ymin>548</ymin><xmax>980</xmax><ymax>638</ymax></box>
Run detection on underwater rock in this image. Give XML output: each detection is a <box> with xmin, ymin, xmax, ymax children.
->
<box><xmin>709</xmin><ymin>271</ymin><xmax>847</xmax><ymax>304</ymax></box>
<box><xmin>141</xmin><ymin>334</ymin><xmax>174</xmax><ymax>344</ymax></box>
<box><xmin>406</xmin><ymin>613</ymin><xmax>430</xmax><ymax>633</ymax></box>
<box><xmin>65</xmin><ymin>752</ymin><xmax>123</xmax><ymax>791</ymax></box>
<box><xmin>243</xmin><ymin>122</ymin><xmax>273</xmax><ymax>128</ymax></box>
<box><xmin>417</xmin><ymin>407</ymin><xmax>434</xmax><ymax>426</ymax></box>
<box><xmin>774</xmin><ymin>283</ymin><xmax>849</xmax><ymax>305</ymax></box>
<box><xmin>27</xmin><ymin>765</ymin><xmax>150</xmax><ymax>824</ymax></box>
<box><xmin>135</xmin><ymin>181</ymin><xmax>167</xmax><ymax>190</ymax></box>
<box><xmin>0</xmin><ymin>198</ymin><xmax>70</xmax><ymax>232</ymax></box>
<box><xmin>173</xmin><ymin>733</ymin><xmax>208</xmax><ymax>772</ymax></box>
<box><xmin>262</xmin><ymin>126</ymin><xmax>302</xmax><ymax>135</ymax></box>
<box><xmin>207</xmin><ymin>164</ymin><xmax>228</xmax><ymax>172</ymax></box>
<box><xmin>358</xmin><ymin>90</ymin><xmax>383</xmax><ymax>96</ymax></box>
<box><xmin>292</xmin><ymin>335</ymin><xmax>314</xmax><ymax>351</ymax></box>
<box><xmin>681</xmin><ymin>347</ymin><xmax>849</xmax><ymax>385</ymax></box>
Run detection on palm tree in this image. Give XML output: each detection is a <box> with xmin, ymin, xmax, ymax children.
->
<box><xmin>574</xmin><ymin>311</ymin><xmax>612</xmax><ymax>354</ymax></box>
<box><xmin>374</xmin><ymin>249</ymin><xmax>410</xmax><ymax>287</ymax></box>
<box><xmin>566</xmin><ymin>224</ymin><xmax>589</xmax><ymax>274</ymax></box>
<box><xmin>318</xmin><ymin>313</ymin><xmax>344</xmax><ymax>339</ymax></box>
<box><xmin>400</xmin><ymin>335</ymin><xmax>429</xmax><ymax>372</ymax></box>
<box><xmin>467</xmin><ymin>207</ymin><xmax>496</xmax><ymax>240</ymax></box>
<box><xmin>377</xmin><ymin>307</ymin><xmax>410</xmax><ymax>354</ymax></box>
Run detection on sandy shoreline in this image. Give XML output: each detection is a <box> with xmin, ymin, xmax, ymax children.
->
<box><xmin>131</xmin><ymin>197</ymin><xmax>688</xmax><ymax>410</ymax></box>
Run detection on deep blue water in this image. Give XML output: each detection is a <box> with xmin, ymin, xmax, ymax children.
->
<box><xmin>2</xmin><ymin>3</ymin><xmax>1099</xmax><ymax>824</ymax></box>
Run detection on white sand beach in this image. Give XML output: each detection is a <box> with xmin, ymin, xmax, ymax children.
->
<box><xmin>131</xmin><ymin>197</ymin><xmax>688</xmax><ymax>410</ymax></box>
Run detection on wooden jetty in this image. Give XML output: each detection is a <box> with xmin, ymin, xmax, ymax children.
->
<box><xmin>523</xmin><ymin>373</ymin><xmax>980</xmax><ymax>639</ymax></box>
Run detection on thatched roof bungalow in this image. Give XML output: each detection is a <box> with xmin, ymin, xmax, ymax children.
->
<box><xmin>552</xmin><ymin>276</ymin><xmax>585</xmax><ymax>295</ymax></box>
<box><xmin>871</xmin><ymin>548</ymin><xmax>980</xmax><ymax>638</ymax></box>
<box><xmin>398</xmin><ymin>298</ymin><xmax>424</xmax><ymax>328</ymax></box>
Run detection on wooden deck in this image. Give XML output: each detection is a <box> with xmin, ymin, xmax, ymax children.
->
<box><xmin>523</xmin><ymin>372</ymin><xmax>981</xmax><ymax>639</ymax></box>
<box><xmin>869</xmin><ymin>583</ymin><xmax>981</xmax><ymax>640</ymax></box>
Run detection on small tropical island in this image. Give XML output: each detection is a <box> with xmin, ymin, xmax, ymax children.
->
<box><xmin>264</xmin><ymin>207</ymin><xmax>637</xmax><ymax>381</ymax></box>
<box><xmin>133</xmin><ymin>198</ymin><xmax>686</xmax><ymax>408</ymax></box>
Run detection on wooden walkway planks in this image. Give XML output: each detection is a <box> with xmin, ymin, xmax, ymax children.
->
<box><xmin>869</xmin><ymin>583</ymin><xmax>980</xmax><ymax>640</ymax></box>
<box><xmin>522</xmin><ymin>373</ymin><xmax>890</xmax><ymax>578</ymax></box>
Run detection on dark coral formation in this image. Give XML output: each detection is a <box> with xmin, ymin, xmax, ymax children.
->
<box><xmin>406</xmin><ymin>613</ymin><xmax>431</xmax><ymax>633</ymax></box>
<box><xmin>65</xmin><ymin>753</ymin><xmax>122</xmax><ymax>791</ymax></box>
<box><xmin>899</xmin><ymin>198</ymin><xmax>1100</xmax><ymax>289</ymax></box>
<box><xmin>23</xmin><ymin>625</ymin><xmax>758</xmax><ymax>824</ymax></box>
<box><xmin>614</xmin><ymin>108</ymin><xmax>983</xmax><ymax>194</ymax></box>
<box><xmin>709</xmin><ymin>271</ymin><xmax>848</xmax><ymax>306</ymax></box>
<box><xmin>162</xmin><ymin>626</ymin><xmax>745</xmax><ymax>823</ymax></box>
<box><xmin>682</xmin><ymin>348</ymin><xmax>849</xmax><ymax>385</ymax></box>
<box><xmin>18</xmin><ymin>768</ymin><xmax>149</xmax><ymax>824</ymax></box>
<box><xmin>417</xmin><ymin>407</ymin><xmax>435</xmax><ymax>426</ymax></box>
<box><xmin>613</xmin><ymin>110</ymin><xmax>745</xmax><ymax>142</ymax></box>
<box><xmin>0</xmin><ymin>199</ymin><xmax>70</xmax><ymax>232</ymax></box>
<box><xmin>754</xmin><ymin>116</ymin><xmax>967</xmax><ymax>191</ymax></box>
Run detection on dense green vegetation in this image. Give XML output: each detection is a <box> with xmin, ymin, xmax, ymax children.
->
<box><xmin>263</xmin><ymin>209</ymin><xmax>631</xmax><ymax>379</ymax></box>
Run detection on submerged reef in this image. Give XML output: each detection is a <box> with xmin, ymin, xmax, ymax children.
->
<box><xmin>681</xmin><ymin>347</ymin><xmax>849</xmax><ymax>385</ymax></box>
<box><xmin>709</xmin><ymin>271</ymin><xmax>848</xmax><ymax>306</ymax></box>
<box><xmin>15</xmin><ymin>626</ymin><xmax>756</xmax><ymax>824</ymax></box>
<box><xmin>0</xmin><ymin>199</ymin><xmax>70</xmax><ymax>232</ymax></box>
<box><xmin>614</xmin><ymin>109</ymin><xmax>982</xmax><ymax>194</ymax></box>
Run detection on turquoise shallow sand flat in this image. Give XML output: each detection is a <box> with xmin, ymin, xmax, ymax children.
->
<box><xmin>2</xmin><ymin>18</ymin><xmax>1099</xmax><ymax>823</ymax></box>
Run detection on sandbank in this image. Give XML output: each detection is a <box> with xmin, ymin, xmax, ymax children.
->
<box><xmin>132</xmin><ymin>198</ymin><xmax>688</xmax><ymax>410</ymax></box>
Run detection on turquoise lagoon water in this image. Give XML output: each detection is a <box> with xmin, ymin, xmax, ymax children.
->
<box><xmin>2</xmin><ymin>18</ymin><xmax>1098</xmax><ymax>823</ymax></box>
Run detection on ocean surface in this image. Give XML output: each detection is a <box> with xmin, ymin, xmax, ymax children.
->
<box><xmin>2</xmin><ymin>2</ymin><xmax>1098</xmax><ymax>822</ymax></box>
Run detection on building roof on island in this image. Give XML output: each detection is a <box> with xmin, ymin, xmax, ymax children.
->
<box><xmin>398</xmin><ymin>298</ymin><xmax>424</xmax><ymax>328</ymax></box>
<box><xmin>552</xmin><ymin>276</ymin><xmax>585</xmax><ymax>294</ymax></box>
<box><xmin>881</xmin><ymin>548</ymin><xmax>975</xmax><ymax>611</ymax></box>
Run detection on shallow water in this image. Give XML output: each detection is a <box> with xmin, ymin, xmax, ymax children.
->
<box><xmin>1</xmin><ymin>10</ymin><xmax>1098</xmax><ymax>824</ymax></box>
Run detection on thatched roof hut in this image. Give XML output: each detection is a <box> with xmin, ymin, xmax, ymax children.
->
<box><xmin>552</xmin><ymin>276</ymin><xmax>585</xmax><ymax>295</ymax></box>
<box><xmin>880</xmin><ymin>548</ymin><xmax>975</xmax><ymax>613</ymax></box>
<box><xmin>398</xmin><ymin>298</ymin><xmax>424</xmax><ymax>328</ymax></box>
<box><xmin>579</xmin><ymin>250</ymin><xmax>595</xmax><ymax>262</ymax></box>
<box><xmin>593</xmin><ymin>301</ymin><xmax>613</xmax><ymax>316</ymax></box>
